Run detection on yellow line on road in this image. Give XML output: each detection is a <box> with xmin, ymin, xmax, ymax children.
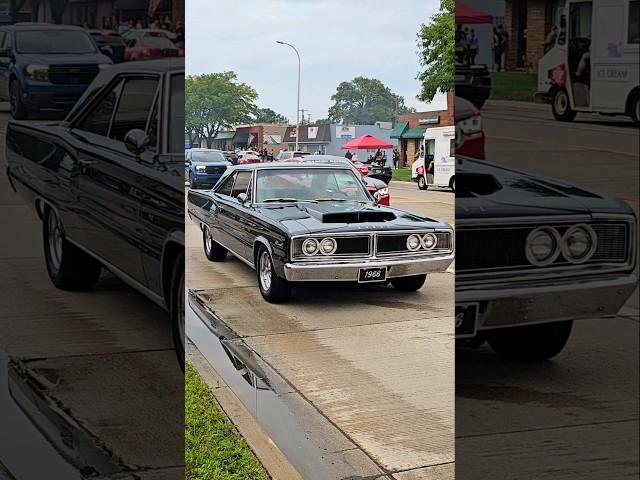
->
<box><xmin>490</xmin><ymin>134</ymin><xmax>638</xmax><ymax>158</ymax></box>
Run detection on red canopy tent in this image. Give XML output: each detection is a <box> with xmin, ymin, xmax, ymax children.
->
<box><xmin>456</xmin><ymin>2</ymin><xmax>493</xmax><ymax>24</ymax></box>
<box><xmin>340</xmin><ymin>134</ymin><xmax>392</xmax><ymax>150</ymax></box>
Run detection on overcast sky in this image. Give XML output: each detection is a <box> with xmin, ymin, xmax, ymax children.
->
<box><xmin>186</xmin><ymin>0</ymin><xmax>447</xmax><ymax>124</ymax></box>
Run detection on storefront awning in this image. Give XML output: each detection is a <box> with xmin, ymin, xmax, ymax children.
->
<box><xmin>390</xmin><ymin>122</ymin><xmax>408</xmax><ymax>139</ymax></box>
<box><xmin>402</xmin><ymin>128</ymin><xmax>427</xmax><ymax>139</ymax></box>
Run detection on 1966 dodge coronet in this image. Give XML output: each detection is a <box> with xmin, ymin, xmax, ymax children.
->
<box><xmin>187</xmin><ymin>162</ymin><xmax>454</xmax><ymax>302</ymax></box>
<box><xmin>456</xmin><ymin>157</ymin><xmax>637</xmax><ymax>360</ymax></box>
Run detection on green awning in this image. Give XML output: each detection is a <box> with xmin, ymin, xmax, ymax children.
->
<box><xmin>390</xmin><ymin>121</ymin><xmax>408</xmax><ymax>138</ymax></box>
<box><xmin>402</xmin><ymin>128</ymin><xmax>426</xmax><ymax>139</ymax></box>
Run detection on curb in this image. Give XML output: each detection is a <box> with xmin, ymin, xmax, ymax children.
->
<box><xmin>187</xmin><ymin>340</ymin><xmax>304</xmax><ymax>480</ymax></box>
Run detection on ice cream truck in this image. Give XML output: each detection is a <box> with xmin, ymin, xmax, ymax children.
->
<box><xmin>535</xmin><ymin>0</ymin><xmax>639</xmax><ymax>126</ymax></box>
<box><xmin>411</xmin><ymin>125</ymin><xmax>456</xmax><ymax>192</ymax></box>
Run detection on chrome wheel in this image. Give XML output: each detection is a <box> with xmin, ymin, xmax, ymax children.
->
<box><xmin>47</xmin><ymin>212</ymin><xmax>63</xmax><ymax>273</ymax></box>
<box><xmin>554</xmin><ymin>90</ymin><xmax>569</xmax><ymax>115</ymax></box>
<box><xmin>204</xmin><ymin>226</ymin><xmax>212</xmax><ymax>254</ymax></box>
<box><xmin>259</xmin><ymin>251</ymin><xmax>272</xmax><ymax>292</ymax></box>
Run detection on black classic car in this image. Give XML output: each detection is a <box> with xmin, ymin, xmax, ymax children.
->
<box><xmin>455</xmin><ymin>63</ymin><xmax>492</xmax><ymax>109</ymax></box>
<box><xmin>5</xmin><ymin>58</ymin><xmax>186</xmax><ymax>367</ymax></box>
<box><xmin>187</xmin><ymin>163</ymin><xmax>454</xmax><ymax>302</ymax></box>
<box><xmin>456</xmin><ymin>157</ymin><xmax>637</xmax><ymax>360</ymax></box>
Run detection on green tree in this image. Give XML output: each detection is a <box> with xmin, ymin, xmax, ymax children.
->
<box><xmin>254</xmin><ymin>107</ymin><xmax>288</xmax><ymax>124</ymax></box>
<box><xmin>185</xmin><ymin>72</ymin><xmax>258</xmax><ymax>148</ymax></box>
<box><xmin>314</xmin><ymin>118</ymin><xmax>331</xmax><ymax>125</ymax></box>
<box><xmin>417</xmin><ymin>0</ymin><xmax>454</xmax><ymax>102</ymax></box>
<box><xmin>328</xmin><ymin>77</ymin><xmax>413</xmax><ymax>125</ymax></box>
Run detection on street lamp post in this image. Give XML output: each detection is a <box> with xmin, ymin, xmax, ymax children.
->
<box><xmin>276</xmin><ymin>41</ymin><xmax>300</xmax><ymax>152</ymax></box>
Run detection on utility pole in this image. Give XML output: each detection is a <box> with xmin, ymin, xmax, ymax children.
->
<box><xmin>300</xmin><ymin>108</ymin><xmax>306</xmax><ymax>125</ymax></box>
<box><xmin>276</xmin><ymin>41</ymin><xmax>301</xmax><ymax>152</ymax></box>
<box><xmin>307</xmin><ymin>114</ymin><xmax>311</xmax><ymax>124</ymax></box>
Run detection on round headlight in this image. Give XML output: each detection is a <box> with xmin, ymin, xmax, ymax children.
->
<box><xmin>562</xmin><ymin>224</ymin><xmax>596</xmax><ymax>263</ymax></box>
<box><xmin>302</xmin><ymin>238</ymin><xmax>319</xmax><ymax>256</ymax></box>
<box><xmin>319</xmin><ymin>237</ymin><xmax>337</xmax><ymax>255</ymax></box>
<box><xmin>525</xmin><ymin>226</ymin><xmax>560</xmax><ymax>266</ymax></box>
<box><xmin>422</xmin><ymin>233</ymin><xmax>437</xmax><ymax>250</ymax></box>
<box><xmin>407</xmin><ymin>234</ymin><xmax>422</xmax><ymax>251</ymax></box>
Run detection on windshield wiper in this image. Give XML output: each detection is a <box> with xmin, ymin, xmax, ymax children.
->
<box><xmin>262</xmin><ymin>198</ymin><xmax>318</xmax><ymax>203</ymax></box>
<box><xmin>315</xmin><ymin>198</ymin><xmax>369</xmax><ymax>203</ymax></box>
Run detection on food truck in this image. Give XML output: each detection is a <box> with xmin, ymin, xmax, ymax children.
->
<box><xmin>411</xmin><ymin>126</ymin><xmax>456</xmax><ymax>191</ymax></box>
<box><xmin>535</xmin><ymin>0</ymin><xmax>639</xmax><ymax>126</ymax></box>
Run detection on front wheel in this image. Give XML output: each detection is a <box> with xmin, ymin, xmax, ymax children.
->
<box><xmin>487</xmin><ymin>320</ymin><xmax>573</xmax><ymax>361</ymax></box>
<box><xmin>188</xmin><ymin>172</ymin><xmax>197</xmax><ymax>189</ymax></box>
<box><xmin>256</xmin><ymin>246</ymin><xmax>291</xmax><ymax>303</ymax></box>
<box><xmin>10</xmin><ymin>80</ymin><xmax>28</xmax><ymax>120</ymax></box>
<box><xmin>43</xmin><ymin>207</ymin><xmax>101</xmax><ymax>290</ymax></box>
<box><xmin>170</xmin><ymin>253</ymin><xmax>185</xmax><ymax>371</ymax></box>
<box><xmin>391</xmin><ymin>274</ymin><xmax>427</xmax><ymax>291</ymax></box>
<box><xmin>551</xmin><ymin>88</ymin><xmax>577</xmax><ymax>122</ymax></box>
<box><xmin>417</xmin><ymin>175</ymin><xmax>428</xmax><ymax>190</ymax></box>
<box><xmin>203</xmin><ymin>226</ymin><xmax>227</xmax><ymax>261</ymax></box>
<box><xmin>449</xmin><ymin>176</ymin><xmax>455</xmax><ymax>193</ymax></box>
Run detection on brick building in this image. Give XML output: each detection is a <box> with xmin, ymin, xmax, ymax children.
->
<box><xmin>391</xmin><ymin>90</ymin><xmax>455</xmax><ymax>167</ymax></box>
<box><xmin>504</xmin><ymin>0</ymin><xmax>564</xmax><ymax>70</ymax></box>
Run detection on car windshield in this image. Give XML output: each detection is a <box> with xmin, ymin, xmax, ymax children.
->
<box><xmin>16</xmin><ymin>30</ymin><xmax>97</xmax><ymax>54</ymax></box>
<box><xmin>191</xmin><ymin>151</ymin><xmax>226</xmax><ymax>162</ymax></box>
<box><xmin>255</xmin><ymin>168</ymin><xmax>370</xmax><ymax>203</ymax></box>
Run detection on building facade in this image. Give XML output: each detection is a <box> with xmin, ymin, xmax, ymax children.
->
<box><xmin>392</xmin><ymin>90</ymin><xmax>455</xmax><ymax>167</ymax></box>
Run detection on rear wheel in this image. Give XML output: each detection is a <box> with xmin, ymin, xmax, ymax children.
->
<box><xmin>10</xmin><ymin>80</ymin><xmax>28</xmax><ymax>120</ymax></box>
<box><xmin>630</xmin><ymin>91</ymin><xmax>640</xmax><ymax>128</ymax></box>
<box><xmin>551</xmin><ymin>88</ymin><xmax>577</xmax><ymax>122</ymax></box>
<box><xmin>487</xmin><ymin>320</ymin><xmax>573</xmax><ymax>361</ymax></box>
<box><xmin>391</xmin><ymin>274</ymin><xmax>427</xmax><ymax>291</ymax></box>
<box><xmin>417</xmin><ymin>175</ymin><xmax>428</xmax><ymax>190</ymax></box>
<box><xmin>203</xmin><ymin>226</ymin><xmax>227</xmax><ymax>261</ymax></box>
<box><xmin>256</xmin><ymin>246</ymin><xmax>291</xmax><ymax>303</ymax></box>
<box><xmin>43</xmin><ymin>207</ymin><xmax>101</xmax><ymax>290</ymax></box>
<box><xmin>449</xmin><ymin>176</ymin><xmax>455</xmax><ymax>193</ymax></box>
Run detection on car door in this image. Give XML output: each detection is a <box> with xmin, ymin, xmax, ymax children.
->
<box><xmin>210</xmin><ymin>172</ymin><xmax>238</xmax><ymax>250</ymax></box>
<box><xmin>68</xmin><ymin>74</ymin><xmax>160</xmax><ymax>286</ymax></box>
<box><xmin>218</xmin><ymin>170</ymin><xmax>254</xmax><ymax>261</ymax></box>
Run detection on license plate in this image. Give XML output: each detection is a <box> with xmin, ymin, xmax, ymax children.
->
<box><xmin>455</xmin><ymin>303</ymin><xmax>479</xmax><ymax>337</ymax></box>
<box><xmin>358</xmin><ymin>267</ymin><xmax>386</xmax><ymax>283</ymax></box>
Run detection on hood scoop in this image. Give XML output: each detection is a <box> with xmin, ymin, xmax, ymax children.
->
<box><xmin>456</xmin><ymin>173</ymin><xmax>502</xmax><ymax>197</ymax></box>
<box><xmin>302</xmin><ymin>205</ymin><xmax>396</xmax><ymax>223</ymax></box>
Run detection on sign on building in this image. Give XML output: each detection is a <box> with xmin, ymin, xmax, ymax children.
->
<box><xmin>308</xmin><ymin>126</ymin><xmax>319</xmax><ymax>139</ymax></box>
<box><xmin>336</xmin><ymin>126</ymin><xmax>355</xmax><ymax>139</ymax></box>
<box><xmin>418</xmin><ymin>116</ymin><xmax>440</xmax><ymax>125</ymax></box>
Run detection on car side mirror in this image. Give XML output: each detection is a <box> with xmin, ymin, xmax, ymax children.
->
<box><xmin>124</xmin><ymin>129</ymin><xmax>150</xmax><ymax>155</ymax></box>
<box><xmin>237</xmin><ymin>193</ymin><xmax>249</xmax><ymax>205</ymax></box>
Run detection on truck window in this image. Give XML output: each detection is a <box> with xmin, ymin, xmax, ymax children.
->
<box><xmin>630</xmin><ymin>0</ymin><xmax>640</xmax><ymax>43</ymax></box>
<box><xmin>110</xmin><ymin>77</ymin><xmax>159</xmax><ymax>142</ymax></box>
<box><xmin>450</xmin><ymin>139</ymin><xmax>456</xmax><ymax>157</ymax></box>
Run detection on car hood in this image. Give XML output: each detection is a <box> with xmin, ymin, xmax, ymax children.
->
<box><xmin>255</xmin><ymin>201</ymin><xmax>450</xmax><ymax>236</ymax></box>
<box><xmin>456</xmin><ymin>158</ymin><xmax>634</xmax><ymax>220</ymax></box>
<box><xmin>16</xmin><ymin>53</ymin><xmax>112</xmax><ymax>66</ymax></box>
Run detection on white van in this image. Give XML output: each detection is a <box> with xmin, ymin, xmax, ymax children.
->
<box><xmin>535</xmin><ymin>0</ymin><xmax>640</xmax><ymax>126</ymax></box>
<box><xmin>411</xmin><ymin>126</ymin><xmax>456</xmax><ymax>192</ymax></box>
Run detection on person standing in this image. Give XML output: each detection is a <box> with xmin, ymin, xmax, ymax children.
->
<box><xmin>393</xmin><ymin>148</ymin><xmax>399</xmax><ymax>169</ymax></box>
<box><xmin>467</xmin><ymin>29</ymin><xmax>478</xmax><ymax>65</ymax></box>
<box><xmin>544</xmin><ymin>26</ymin><xmax>558</xmax><ymax>53</ymax></box>
<box><xmin>498</xmin><ymin>25</ymin><xmax>509</xmax><ymax>71</ymax></box>
<box><xmin>344</xmin><ymin>150</ymin><xmax>353</xmax><ymax>160</ymax></box>
<box><xmin>455</xmin><ymin>24</ymin><xmax>467</xmax><ymax>64</ymax></box>
<box><xmin>493</xmin><ymin>27</ymin><xmax>503</xmax><ymax>72</ymax></box>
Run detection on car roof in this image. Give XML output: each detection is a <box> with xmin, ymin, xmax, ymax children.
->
<box><xmin>231</xmin><ymin>162</ymin><xmax>352</xmax><ymax>171</ymax></box>
<box><xmin>101</xmin><ymin>57</ymin><xmax>184</xmax><ymax>74</ymax></box>
<box><xmin>188</xmin><ymin>148</ymin><xmax>223</xmax><ymax>152</ymax></box>
<box><xmin>3</xmin><ymin>24</ymin><xmax>86</xmax><ymax>31</ymax></box>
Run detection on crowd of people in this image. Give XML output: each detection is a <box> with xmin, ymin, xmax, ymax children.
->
<box><xmin>455</xmin><ymin>24</ymin><xmax>510</xmax><ymax>71</ymax></box>
<box><xmin>87</xmin><ymin>17</ymin><xmax>185</xmax><ymax>47</ymax></box>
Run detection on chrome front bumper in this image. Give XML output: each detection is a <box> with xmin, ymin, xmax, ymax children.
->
<box><xmin>284</xmin><ymin>254</ymin><xmax>454</xmax><ymax>282</ymax></box>
<box><xmin>456</xmin><ymin>273</ymin><xmax>638</xmax><ymax>332</ymax></box>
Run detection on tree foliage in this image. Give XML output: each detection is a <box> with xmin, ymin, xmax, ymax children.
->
<box><xmin>417</xmin><ymin>0</ymin><xmax>454</xmax><ymax>102</ymax></box>
<box><xmin>185</xmin><ymin>72</ymin><xmax>257</xmax><ymax>148</ymax></box>
<box><xmin>328</xmin><ymin>77</ymin><xmax>413</xmax><ymax>125</ymax></box>
<box><xmin>254</xmin><ymin>107</ymin><xmax>288</xmax><ymax>124</ymax></box>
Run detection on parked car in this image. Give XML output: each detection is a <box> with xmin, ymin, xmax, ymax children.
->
<box><xmin>224</xmin><ymin>151</ymin><xmax>239</xmax><ymax>164</ymax></box>
<box><xmin>236</xmin><ymin>152</ymin><xmax>262</xmax><ymax>164</ymax></box>
<box><xmin>455</xmin><ymin>96</ymin><xmax>485</xmax><ymax>159</ymax></box>
<box><xmin>123</xmin><ymin>34</ymin><xmax>181</xmax><ymax>61</ymax></box>
<box><xmin>186</xmin><ymin>148</ymin><xmax>231</xmax><ymax>189</ymax></box>
<box><xmin>87</xmin><ymin>29</ymin><xmax>127</xmax><ymax>63</ymax></box>
<box><xmin>454</xmin><ymin>62</ymin><xmax>492</xmax><ymax>109</ymax></box>
<box><xmin>5</xmin><ymin>59</ymin><xmax>186</xmax><ymax>368</ymax></box>
<box><xmin>187</xmin><ymin>163</ymin><xmax>453</xmax><ymax>302</ymax></box>
<box><xmin>0</xmin><ymin>24</ymin><xmax>112</xmax><ymax>119</ymax></box>
<box><xmin>365</xmin><ymin>161</ymin><xmax>393</xmax><ymax>184</ymax></box>
<box><xmin>275</xmin><ymin>150</ymin><xmax>310</xmax><ymax>161</ymax></box>
<box><xmin>456</xmin><ymin>156</ymin><xmax>637</xmax><ymax>360</ymax></box>
<box><xmin>288</xmin><ymin>154</ymin><xmax>391</xmax><ymax>205</ymax></box>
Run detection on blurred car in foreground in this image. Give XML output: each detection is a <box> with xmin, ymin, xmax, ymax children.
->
<box><xmin>186</xmin><ymin>148</ymin><xmax>231</xmax><ymax>189</ymax></box>
<box><xmin>87</xmin><ymin>30</ymin><xmax>127</xmax><ymax>63</ymax></box>
<box><xmin>456</xmin><ymin>156</ymin><xmax>637</xmax><ymax>360</ymax></box>
<box><xmin>276</xmin><ymin>150</ymin><xmax>310</xmax><ymax>161</ymax></box>
<box><xmin>0</xmin><ymin>24</ymin><xmax>112</xmax><ymax>119</ymax></box>
<box><xmin>124</xmin><ymin>34</ymin><xmax>181</xmax><ymax>61</ymax></box>
<box><xmin>236</xmin><ymin>152</ymin><xmax>262</xmax><ymax>164</ymax></box>
<box><xmin>455</xmin><ymin>96</ymin><xmax>484</xmax><ymax>159</ymax></box>
<box><xmin>5</xmin><ymin>58</ymin><xmax>186</xmax><ymax>368</ymax></box>
<box><xmin>455</xmin><ymin>62</ymin><xmax>492</xmax><ymax>109</ymax></box>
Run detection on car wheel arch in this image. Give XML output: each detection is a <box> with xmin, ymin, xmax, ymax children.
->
<box><xmin>625</xmin><ymin>86</ymin><xmax>640</xmax><ymax>115</ymax></box>
<box><xmin>161</xmin><ymin>235</ymin><xmax>184</xmax><ymax>306</ymax></box>
<box><xmin>253</xmin><ymin>237</ymin><xmax>274</xmax><ymax>266</ymax></box>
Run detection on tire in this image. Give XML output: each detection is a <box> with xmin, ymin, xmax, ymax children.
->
<box><xmin>417</xmin><ymin>175</ymin><xmax>428</xmax><ymax>190</ymax></box>
<box><xmin>188</xmin><ymin>172</ymin><xmax>196</xmax><ymax>189</ymax></box>
<box><xmin>10</xmin><ymin>79</ymin><xmax>28</xmax><ymax>120</ymax></box>
<box><xmin>487</xmin><ymin>320</ymin><xmax>573</xmax><ymax>361</ymax></box>
<box><xmin>170</xmin><ymin>252</ymin><xmax>185</xmax><ymax>371</ymax></box>
<box><xmin>551</xmin><ymin>88</ymin><xmax>577</xmax><ymax>122</ymax></box>
<box><xmin>630</xmin><ymin>91</ymin><xmax>640</xmax><ymax>128</ymax></box>
<box><xmin>390</xmin><ymin>274</ymin><xmax>427</xmax><ymax>291</ymax></box>
<box><xmin>203</xmin><ymin>225</ymin><xmax>227</xmax><ymax>261</ymax></box>
<box><xmin>43</xmin><ymin>207</ymin><xmax>101</xmax><ymax>290</ymax></box>
<box><xmin>256</xmin><ymin>245</ymin><xmax>291</xmax><ymax>303</ymax></box>
<box><xmin>449</xmin><ymin>176</ymin><xmax>455</xmax><ymax>193</ymax></box>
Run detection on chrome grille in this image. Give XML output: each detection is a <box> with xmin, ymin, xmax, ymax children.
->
<box><xmin>204</xmin><ymin>165</ymin><xmax>227</xmax><ymax>174</ymax></box>
<box><xmin>377</xmin><ymin>232</ymin><xmax>452</xmax><ymax>254</ymax></box>
<box><xmin>49</xmin><ymin>65</ymin><xmax>100</xmax><ymax>85</ymax></box>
